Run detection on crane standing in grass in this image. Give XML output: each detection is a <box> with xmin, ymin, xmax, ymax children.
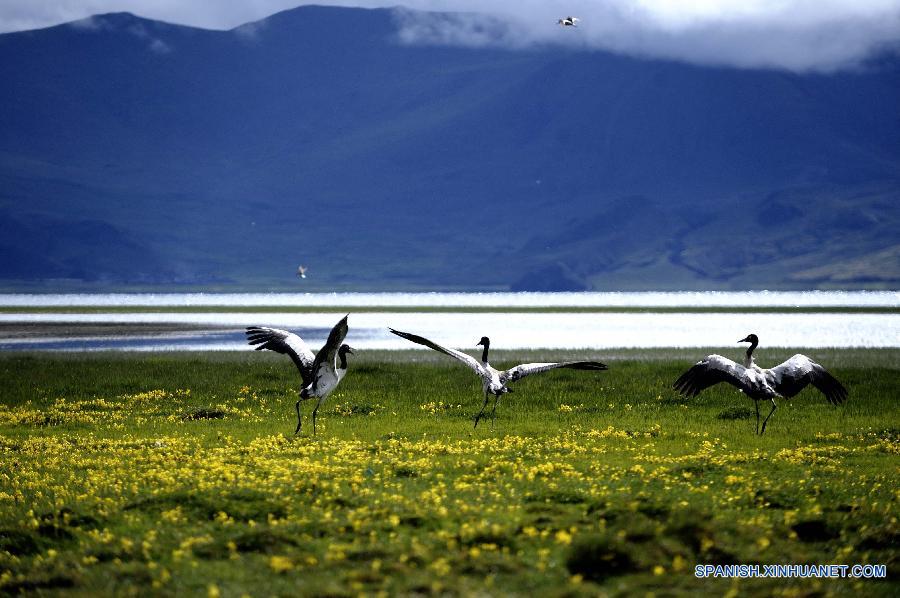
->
<box><xmin>246</xmin><ymin>315</ymin><xmax>354</xmax><ymax>435</ymax></box>
<box><xmin>673</xmin><ymin>333</ymin><xmax>848</xmax><ymax>434</ymax></box>
<box><xmin>389</xmin><ymin>328</ymin><xmax>608</xmax><ymax>428</ymax></box>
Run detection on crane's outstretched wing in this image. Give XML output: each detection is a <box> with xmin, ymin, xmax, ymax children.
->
<box><xmin>311</xmin><ymin>315</ymin><xmax>349</xmax><ymax>377</ymax></box>
<box><xmin>673</xmin><ymin>355</ymin><xmax>751</xmax><ymax>397</ymax></box>
<box><xmin>389</xmin><ymin>328</ymin><xmax>485</xmax><ymax>376</ymax></box>
<box><xmin>501</xmin><ymin>361</ymin><xmax>607</xmax><ymax>384</ymax></box>
<box><xmin>767</xmin><ymin>354</ymin><xmax>848</xmax><ymax>405</ymax></box>
<box><xmin>246</xmin><ymin>326</ymin><xmax>316</xmax><ymax>385</ymax></box>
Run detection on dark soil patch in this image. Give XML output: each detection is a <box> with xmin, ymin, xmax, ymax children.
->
<box><xmin>400</xmin><ymin>515</ymin><xmax>427</xmax><ymax>528</ymax></box>
<box><xmin>40</xmin><ymin>507</ymin><xmax>100</xmax><ymax>529</ymax></box>
<box><xmin>36</xmin><ymin>524</ymin><xmax>75</xmax><ymax>541</ymax></box>
<box><xmin>182</xmin><ymin>408</ymin><xmax>226</xmax><ymax>421</ymax></box>
<box><xmin>459</xmin><ymin>531</ymin><xmax>515</xmax><ymax>549</ymax></box>
<box><xmin>857</xmin><ymin>530</ymin><xmax>900</xmax><ymax>551</ymax></box>
<box><xmin>792</xmin><ymin>519</ymin><xmax>839</xmax><ymax>542</ymax></box>
<box><xmin>234</xmin><ymin>530</ymin><xmax>299</xmax><ymax>554</ymax></box>
<box><xmin>636</xmin><ymin>501</ymin><xmax>669</xmax><ymax>519</ymax></box>
<box><xmin>1</xmin><ymin>574</ymin><xmax>76</xmax><ymax>593</ymax></box>
<box><xmin>525</xmin><ymin>490</ymin><xmax>586</xmax><ymax>505</ymax></box>
<box><xmin>346</xmin><ymin>549</ymin><xmax>389</xmax><ymax>562</ymax></box>
<box><xmin>459</xmin><ymin>557</ymin><xmax>519</xmax><ymax>576</ymax></box>
<box><xmin>0</xmin><ymin>529</ymin><xmax>41</xmax><ymax>555</ymax></box>
<box><xmin>124</xmin><ymin>490</ymin><xmax>286</xmax><ymax>522</ymax></box>
<box><xmin>566</xmin><ymin>536</ymin><xmax>638</xmax><ymax>582</ymax></box>
<box><xmin>673</xmin><ymin>463</ymin><xmax>723</xmax><ymax>477</ymax></box>
<box><xmin>754</xmin><ymin>489</ymin><xmax>800</xmax><ymax>510</ymax></box>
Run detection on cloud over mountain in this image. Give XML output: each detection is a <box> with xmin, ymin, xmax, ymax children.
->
<box><xmin>1</xmin><ymin>5</ymin><xmax>898</xmax><ymax>290</ymax></box>
<box><xmin>1</xmin><ymin>1</ymin><xmax>899</xmax><ymax>71</ymax></box>
<box><xmin>395</xmin><ymin>0</ymin><xmax>900</xmax><ymax>71</ymax></box>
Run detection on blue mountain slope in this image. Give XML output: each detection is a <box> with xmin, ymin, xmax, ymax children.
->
<box><xmin>1</xmin><ymin>5</ymin><xmax>898</xmax><ymax>289</ymax></box>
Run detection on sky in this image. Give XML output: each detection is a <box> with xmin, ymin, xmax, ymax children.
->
<box><xmin>1</xmin><ymin>1</ymin><xmax>899</xmax><ymax>71</ymax></box>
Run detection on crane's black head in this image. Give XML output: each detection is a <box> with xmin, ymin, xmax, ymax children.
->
<box><xmin>337</xmin><ymin>344</ymin><xmax>354</xmax><ymax>369</ymax></box>
<box><xmin>738</xmin><ymin>334</ymin><xmax>759</xmax><ymax>344</ymax></box>
<box><xmin>476</xmin><ymin>336</ymin><xmax>490</xmax><ymax>347</ymax></box>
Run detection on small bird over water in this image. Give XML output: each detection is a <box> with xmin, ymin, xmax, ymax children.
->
<box><xmin>296</xmin><ymin>265</ymin><xmax>307</xmax><ymax>279</ymax></box>
<box><xmin>557</xmin><ymin>16</ymin><xmax>580</xmax><ymax>27</ymax></box>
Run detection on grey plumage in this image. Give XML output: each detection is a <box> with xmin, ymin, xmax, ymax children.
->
<box><xmin>389</xmin><ymin>328</ymin><xmax>607</xmax><ymax>428</ymax></box>
<box><xmin>246</xmin><ymin>325</ymin><xmax>315</xmax><ymax>386</ymax></box>
<box><xmin>246</xmin><ymin>315</ymin><xmax>353</xmax><ymax>435</ymax></box>
<box><xmin>673</xmin><ymin>333</ymin><xmax>848</xmax><ymax>434</ymax></box>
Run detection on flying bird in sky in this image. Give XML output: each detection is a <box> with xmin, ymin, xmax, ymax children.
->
<box><xmin>557</xmin><ymin>16</ymin><xmax>580</xmax><ymax>27</ymax></box>
<box><xmin>296</xmin><ymin>265</ymin><xmax>307</xmax><ymax>279</ymax></box>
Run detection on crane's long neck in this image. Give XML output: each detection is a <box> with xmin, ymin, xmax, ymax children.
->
<box><xmin>744</xmin><ymin>339</ymin><xmax>758</xmax><ymax>368</ymax></box>
<box><xmin>338</xmin><ymin>348</ymin><xmax>349</xmax><ymax>370</ymax></box>
<box><xmin>481</xmin><ymin>340</ymin><xmax>490</xmax><ymax>363</ymax></box>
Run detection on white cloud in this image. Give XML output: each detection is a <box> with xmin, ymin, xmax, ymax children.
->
<box><xmin>233</xmin><ymin>19</ymin><xmax>268</xmax><ymax>42</ymax></box>
<box><xmin>148</xmin><ymin>37</ymin><xmax>171</xmax><ymax>54</ymax></box>
<box><xmin>392</xmin><ymin>0</ymin><xmax>900</xmax><ymax>71</ymax></box>
<box><xmin>1</xmin><ymin>1</ymin><xmax>899</xmax><ymax>71</ymax></box>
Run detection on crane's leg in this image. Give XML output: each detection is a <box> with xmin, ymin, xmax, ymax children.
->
<box><xmin>760</xmin><ymin>398</ymin><xmax>777</xmax><ymax>435</ymax></box>
<box><xmin>294</xmin><ymin>400</ymin><xmax>303</xmax><ymax>435</ymax></box>
<box><xmin>474</xmin><ymin>392</ymin><xmax>490</xmax><ymax>429</ymax></box>
<box><xmin>754</xmin><ymin>400</ymin><xmax>760</xmax><ymax>435</ymax></box>
<box><xmin>489</xmin><ymin>394</ymin><xmax>501</xmax><ymax>429</ymax></box>
<box><xmin>312</xmin><ymin>397</ymin><xmax>323</xmax><ymax>436</ymax></box>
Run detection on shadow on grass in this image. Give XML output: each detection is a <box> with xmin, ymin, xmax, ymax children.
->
<box><xmin>123</xmin><ymin>489</ymin><xmax>286</xmax><ymax>522</ymax></box>
<box><xmin>567</xmin><ymin>508</ymin><xmax>744</xmax><ymax>582</ymax></box>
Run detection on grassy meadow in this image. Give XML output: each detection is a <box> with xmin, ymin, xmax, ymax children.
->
<box><xmin>0</xmin><ymin>348</ymin><xmax>897</xmax><ymax>596</ymax></box>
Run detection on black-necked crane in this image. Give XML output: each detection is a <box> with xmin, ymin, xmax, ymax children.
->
<box><xmin>558</xmin><ymin>16</ymin><xmax>580</xmax><ymax>27</ymax></box>
<box><xmin>246</xmin><ymin>315</ymin><xmax>354</xmax><ymax>435</ymax></box>
<box><xmin>673</xmin><ymin>334</ymin><xmax>848</xmax><ymax>434</ymax></box>
<box><xmin>389</xmin><ymin>328</ymin><xmax>607</xmax><ymax>428</ymax></box>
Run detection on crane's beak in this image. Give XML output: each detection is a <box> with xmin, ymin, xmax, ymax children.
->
<box><xmin>738</xmin><ymin>336</ymin><xmax>752</xmax><ymax>343</ymax></box>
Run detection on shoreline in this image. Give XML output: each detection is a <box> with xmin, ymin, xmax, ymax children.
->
<box><xmin>0</xmin><ymin>322</ymin><xmax>237</xmax><ymax>339</ymax></box>
<box><xmin>0</xmin><ymin>305</ymin><xmax>897</xmax><ymax>314</ymax></box>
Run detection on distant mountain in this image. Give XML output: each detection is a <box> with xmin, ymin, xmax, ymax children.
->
<box><xmin>1</xmin><ymin>5</ymin><xmax>898</xmax><ymax>290</ymax></box>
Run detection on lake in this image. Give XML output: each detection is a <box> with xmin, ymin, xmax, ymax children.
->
<box><xmin>0</xmin><ymin>292</ymin><xmax>897</xmax><ymax>351</ymax></box>
<box><xmin>1</xmin><ymin>290</ymin><xmax>898</xmax><ymax>307</ymax></box>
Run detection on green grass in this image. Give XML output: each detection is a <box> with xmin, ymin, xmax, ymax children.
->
<box><xmin>0</xmin><ymin>349</ymin><xmax>897</xmax><ymax>596</ymax></box>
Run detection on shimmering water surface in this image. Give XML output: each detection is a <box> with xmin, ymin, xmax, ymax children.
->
<box><xmin>1</xmin><ymin>291</ymin><xmax>897</xmax><ymax>307</ymax></box>
<box><xmin>1</xmin><ymin>293</ymin><xmax>897</xmax><ymax>351</ymax></box>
